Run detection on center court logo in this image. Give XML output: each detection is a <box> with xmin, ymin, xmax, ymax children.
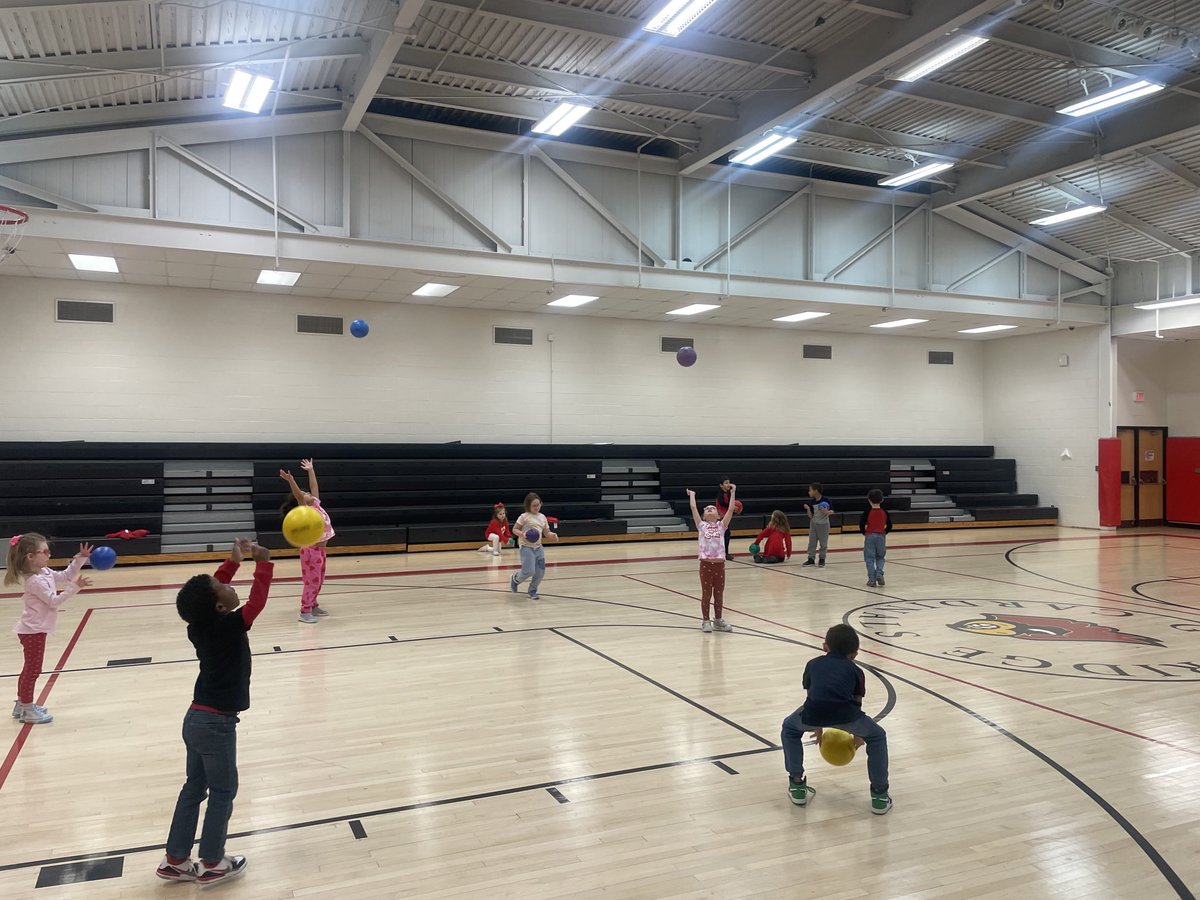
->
<box><xmin>846</xmin><ymin>598</ymin><xmax>1200</xmax><ymax>681</ymax></box>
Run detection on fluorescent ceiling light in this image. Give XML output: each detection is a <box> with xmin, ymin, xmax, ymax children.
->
<box><xmin>879</xmin><ymin>161</ymin><xmax>954</xmax><ymax>187</ymax></box>
<box><xmin>412</xmin><ymin>282</ymin><xmax>460</xmax><ymax>297</ymax></box>
<box><xmin>896</xmin><ymin>36</ymin><xmax>988</xmax><ymax>82</ymax></box>
<box><xmin>257</xmin><ymin>269</ymin><xmax>300</xmax><ymax>286</ymax></box>
<box><xmin>1057</xmin><ymin>80</ymin><xmax>1164</xmax><ymax>117</ymax></box>
<box><xmin>667</xmin><ymin>303</ymin><xmax>720</xmax><ymax>316</ymax></box>
<box><xmin>729</xmin><ymin>130</ymin><xmax>797</xmax><ymax>166</ymax></box>
<box><xmin>532</xmin><ymin>102</ymin><xmax>590</xmax><ymax>136</ymax></box>
<box><xmin>1134</xmin><ymin>296</ymin><xmax>1200</xmax><ymax>310</ymax></box>
<box><xmin>547</xmin><ymin>294</ymin><xmax>598</xmax><ymax>308</ymax></box>
<box><xmin>68</xmin><ymin>254</ymin><xmax>118</xmax><ymax>272</ymax></box>
<box><xmin>870</xmin><ymin>318</ymin><xmax>928</xmax><ymax>329</ymax></box>
<box><xmin>223</xmin><ymin>70</ymin><xmax>274</xmax><ymax>114</ymax></box>
<box><xmin>958</xmin><ymin>324</ymin><xmax>1018</xmax><ymax>334</ymax></box>
<box><xmin>1030</xmin><ymin>205</ymin><xmax>1106</xmax><ymax>226</ymax></box>
<box><xmin>773</xmin><ymin>311</ymin><xmax>830</xmax><ymax>323</ymax></box>
<box><xmin>644</xmin><ymin>0</ymin><xmax>723</xmax><ymax>36</ymax></box>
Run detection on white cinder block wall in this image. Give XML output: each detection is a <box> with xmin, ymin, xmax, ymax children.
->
<box><xmin>983</xmin><ymin>328</ymin><xmax>1104</xmax><ymax>528</ymax></box>
<box><xmin>1113</xmin><ymin>339</ymin><xmax>1170</xmax><ymax>428</ymax></box>
<box><xmin>0</xmin><ymin>275</ymin><xmax>983</xmax><ymax>445</ymax></box>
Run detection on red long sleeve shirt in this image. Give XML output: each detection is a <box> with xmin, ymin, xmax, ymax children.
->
<box><xmin>755</xmin><ymin>526</ymin><xmax>792</xmax><ymax>559</ymax></box>
<box><xmin>485</xmin><ymin>517</ymin><xmax>512</xmax><ymax>543</ymax></box>
<box><xmin>188</xmin><ymin>559</ymin><xmax>273</xmax><ymax>713</ymax></box>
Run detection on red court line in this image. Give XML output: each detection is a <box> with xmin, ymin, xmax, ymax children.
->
<box><xmin>0</xmin><ymin>609</ymin><xmax>94</xmax><ymax>792</ymax></box>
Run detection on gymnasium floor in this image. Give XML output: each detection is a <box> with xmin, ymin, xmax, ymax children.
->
<box><xmin>1</xmin><ymin>526</ymin><xmax>1198</xmax><ymax>899</ymax></box>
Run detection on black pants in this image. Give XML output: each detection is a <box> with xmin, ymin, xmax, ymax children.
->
<box><xmin>754</xmin><ymin>554</ymin><xmax>786</xmax><ymax>564</ymax></box>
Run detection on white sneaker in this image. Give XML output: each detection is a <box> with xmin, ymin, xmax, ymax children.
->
<box><xmin>196</xmin><ymin>855</ymin><xmax>247</xmax><ymax>887</ymax></box>
<box><xmin>701</xmin><ymin>620</ymin><xmax>713</xmax><ymax>633</ymax></box>
<box><xmin>312</xmin><ymin>605</ymin><xmax>330</xmax><ymax>617</ymax></box>
<box><xmin>298</xmin><ymin>612</ymin><xmax>318</xmax><ymax>624</ymax></box>
<box><xmin>714</xmin><ymin>619</ymin><xmax>733</xmax><ymax>632</ymax></box>
<box><xmin>20</xmin><ymin>705</ymin><xmax>53</xmax><ymax>724</ymax></box>
<box><xmin>477</xmin><ymin>545</ymin><xmax>491</xmax><ymax>553</ymax></box>
<box><xmin>491</xmin><ymin>548</ymin><xmax>501</xmax><ymax>556</ymax></box>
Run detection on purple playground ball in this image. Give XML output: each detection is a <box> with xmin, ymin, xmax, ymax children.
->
<box><xmin>525</xmin><ymin>528</ymin><xmax>541</xmax><ymax>543</ymax></box>
<box><xmin>676</xmin><ymin>346</ymin><xmax>697</xmax><ymax>367</ymax></box>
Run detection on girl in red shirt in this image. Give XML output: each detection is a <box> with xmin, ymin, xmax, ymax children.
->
<box><xmin>478</xmin><ymin>503</ymin><xmax>512</xmax><ymax>556</ymax></box>
<box><xmin>753</xmin><ymin>510</ymin><xmax>792</xmax><ymax>564</ymax></box>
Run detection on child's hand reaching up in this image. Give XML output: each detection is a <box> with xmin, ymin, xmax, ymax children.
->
<box><xmin>300</xmin><ymin>459</ymin><xmax>314</xmax><ymax>471</ymax></box>
<box><xmin>250</xmin><ymin>542</ymin><xmax>271</xmax><ymax>562</ymax></box>
<box><xmin>75</xmin><ymin>575</ymin><xmax>93</xmax><ymax>589</ymax></box>
<box><xmin>686</xmin><ymin>489</ymin><xmax>696</xmax><ymax>499</ymax></box>
<box><xmin>74</xmin><ymin>543</ymin><xmax>93</xmax><ymax>561</ymax></box>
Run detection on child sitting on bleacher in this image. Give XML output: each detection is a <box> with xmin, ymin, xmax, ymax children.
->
<box><xmin>478</xmin><ymin>503</ymin><xmax>511</xmax><ymax>556</ymax></box>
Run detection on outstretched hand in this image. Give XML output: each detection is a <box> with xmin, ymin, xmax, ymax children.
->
<box><xmin>686</xmin><ymin>488</ymin><xmax>696</xmax><ymax>499</ymax></box>
<box><xmin>279</xmin><ymin>468</ymin><xmax>295</xmax><ymax>482</ymax></box>
<box><xmin>250</xmin><ymin>542</ymin><xmax>271</xmax><ymax>562</ymax></box>
<box><xmin>75</xmin><ymin>543</ymin><xmax>93</xmax><ymax>560</ymax></box>
<box><xmin>300</xmin><ymin>459</ymin><xmax>314</xmax><ymax>471</ymax></box>
<box><xmin>75</xmin><ymin>575</ymin><xmax>94</xmax><ymax>589</ymax></box>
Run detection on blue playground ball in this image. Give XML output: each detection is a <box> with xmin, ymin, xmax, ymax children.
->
<box><xmin>818</xmin><ymin>501</ymin><xmax>831</xmax><ymax>510</ymax></box>
<box><xmin>676</xmin><ymin>346</ymin><xmax>697</xmax><ymax>367</ymax></box>
<box><xmin>350</xmin><ymin>319</ymin><xmax>369</xmax><ymax>338</ymax></box>
<box><xmin>525</xmin><ymin>528</ymin><xmax>541</xmax><ymax>543</ymax></box>
<box><xmin>90</xmin><ymin>546</ymin><xmax>118</xmax><ymax>570</ymax></box>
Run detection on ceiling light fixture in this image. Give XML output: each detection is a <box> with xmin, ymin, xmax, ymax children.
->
<box><xmin>870</xmin><ymin>318</ymin><xmax>928</xmax><ymax>329</ymax></box>
<box><xmin>643</xmin><ymin>0</ymin><xmax>724</xmax><ymax>37</ymax></box>
<box><xmin>412</xmin><ymin>282</ymin><xmax>460</xmax><ymax>297</ymax></box>
<box><xmin>1057</xmin><ymin>80</ymin><xmax>1164</xmax><ymax>117</ymax></box>
<box><xmin>879</xmin><ymin>161</ymin><xmax>954</xmax><ymax>187</ymax></box>
<box><xmin>222</xmin><ymin>70</ymin><xmax>274</xmax><ymax>114</ymax></box>
<box><xmin>773</xmin><ymin>311</ymin><xmax>830</xmax><ymax>323</ymax></box>
<box><xmin>68</xmin><ymin>254</ymin><xmax>119</xmax><ymax>272</ymax></box>
<box><xmin>667</xmin><ymin>303</ymin><xmax>721</xmax><ymax>316</ymax></box>
<box><xmin>729</xmin><ymin>129</ymin><xmax>797</xmax><ymax>166</ymax></box>
<box><xmin>1134</xmin><ymin>296</ymin><xmax>1200</xmax><ymax>310</ymax></box>
<box><xmin>257</xmin><ymin>269</ymin><xmax>300</xmax><ymax>286</ymax></box>
<box><xmin>895</xmin><ymin>36</ymin><xmax>988</xmax><ymax>82</ymax></box>
<box><xmin>531</xmin><ymin>102</ymin><xmax>590</xmax><ymax>136</ymax></box>
<box><xmin>1030</xmin><ymin>205</ymin><xmax>1106</xmax><ymax>226</ymax></box>
<box><xmin>547</xmin><ymin>294</ymin><xmax>598</xmax><ymax>308</ymax></box>
<box><xmin>958</xmin><ymin>324</ymin><xmax>1019</xmax><ymax>334</ymax></box>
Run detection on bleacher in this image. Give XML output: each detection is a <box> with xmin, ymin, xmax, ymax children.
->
<box><xmin>0</xmin><ymin>442</ymin><xmax>1057</xmax><ymax>563</ymax></box>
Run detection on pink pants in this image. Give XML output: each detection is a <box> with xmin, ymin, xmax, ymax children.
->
<box><xmin>300</xmin><ymin>544</ymin><xmax>327</xmax><ymax>613</ymax></box>
<box><xmin>17</xmin><ymin>632</ymin><xmax>47</xmax><ymax>704</ymax></box>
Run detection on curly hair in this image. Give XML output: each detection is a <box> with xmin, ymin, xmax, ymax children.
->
<box><xmin>176</xmin><ymin>574</ymin><xmax>220</xmax><ymax>626</ymax></box>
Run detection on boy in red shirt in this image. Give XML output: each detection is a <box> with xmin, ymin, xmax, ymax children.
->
<box><xmin>858</xmin><ymin>489</ymin><xmax>893</xmax><ymax>587</ymax></box>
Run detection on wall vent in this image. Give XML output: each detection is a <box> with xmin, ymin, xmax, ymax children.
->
<box><xmin>56</xmin><ymin>299</ymin><xmax>114</xmax><ymax>324</ymax></box>
<box><xmin>297</xmin><ymin>315</ymin><xmax>344</xmax><ymax>335</ymax></box>
<box><xmin>803</xmin><ymin>344</ymin><xmax>832</xmax><ymax>359</ymax></box>
<box><xmin>928</xmin><ymin>350</ymin><xmax>955</xmax><ymax>365</ymax></box>
<box><xmin>494</xmin><ymin>326</ymin><xmax>533</xmax><ymax>346</ymax></box>
<box><xmin>661</xmin><ymin>336</ymin><xmax>694</xmax><ymax>353</ymax></box>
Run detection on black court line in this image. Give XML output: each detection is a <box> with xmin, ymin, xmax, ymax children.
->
<box><xmin>348</xmin><ymin>820</ymin><xmax>367</xmax><ymax>840</ymax></box>
<box><xmin>546</xmin><ymin>788</ymin><xmax>569</xmax><ymax>804</ymax></box>
<box><xmin>712</xmin><ymin>761</ymin><xmax>738</xmax><ymax>775</ymax></box>
<box><xmin>273</xmin><ymin>646</ymin><xmax>282</xmax><ymax>652</ymax></box>
<box><xmin>388</xmin><ymin>635</ymin><xmax>398</xmax><ymax>641</ymax></box>
<box><xmin>105</xmin><ymin>657</ymin><xmax>150</xmax><ymax>667</ymax></box>
<box><xmin>493</xmin><ymin>626</ymin><xmax>504</xmax><ymax>632</ymax></box>
<box><xmin>35</xmin><ymin>856</ymin><xmax>123</xmax><ymax>888</ymax></box>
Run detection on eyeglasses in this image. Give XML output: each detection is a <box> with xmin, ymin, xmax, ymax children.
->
<box><xmin>33</xmin><ymin>547</ymin><xmax>51</xmax><ymax>555</ymax></box>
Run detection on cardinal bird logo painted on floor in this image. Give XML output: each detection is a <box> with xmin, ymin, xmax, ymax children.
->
<box><xmin>947</xmin><ymin>613</ymin><xmax>1164</xmax><ymax>647</ymax></box>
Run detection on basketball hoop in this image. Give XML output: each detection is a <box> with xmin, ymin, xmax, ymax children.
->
<box><xmin>0</xmin><ymin>205</ymin><xmax>28</xmax><ymax>262</ymax></box>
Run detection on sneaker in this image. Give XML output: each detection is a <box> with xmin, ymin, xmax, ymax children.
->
<box><xmin>818</xmin><ymin>560</ymin><xmax>826</xmax><ymax>568</ymax></box>
<box><xmin>312</xmin><ymin>605</ymin><xmax>330</xmax><ymax>616</ymax></box>
<box><xmin>20</xmin><ymin>705</ymin><xmax>53</xmax><ymax>724</ymax></box>
<box><xmin>196</xmin><ymin>855</ymin><xmax>247</xmax><ymax>886</ymax></box>
<box><xmin>867</xmin><ymin>580</ymin><xmax>877</xmax><ymax>588</ymax></box>
<box><xmin>713</xmin><ymin>618</ymin><xmax>733</xmax><ymax>632</ymax></box>
<box><xmin>491</xmin><ymin>548</ymin><xmax>500</xmax><ymax>556</ymax></box>
<box><xmin>11</xmin><ymin>700</ymin><xmax>19</xmax><ymax>719</ymax></box>
<box><xmin>156</xmin><ymin>856</ymin><xmax>197</xmax><ymax>883</ymax></box>
<box><xmin>877</xmin><ymin>577</ymin><xmax>886</xmax><ymax>587</ymax></box>
<box><xmin>528</xmin><ymin>592</ymin><xmax>539</xmax><ymax>600</ymax></box>
<box><xmin>509</xmin><ymin>573</ymin><xmax>519</xmax><ymax>593</ymax></box>
<box><xmin>871</xmin><ymin>791</ymin><xmax>893</xmax><ymax>815</ymax></box>
<box><xmin>298</xmin><ymin>612</ymin><xmax>318</xmax><ymax>624</ymax></box>
<box><xmin>477</xmin><ymin>546</ymin><xmax>491</xmax><ymax>553</ymax></box>
<box><xmin>701</xmin><ymin>620</ymin><xmax>713</xmax><ymax>633</ymax></box>
<box><xmin>802</xmin><ymin>559</ymin><xmax>815</xmax><ymax>567</ymax></box>
<box><xmin>788</xmin><ymin>778</ymin><xmax>814</xmax><ymax>807</ymax></box>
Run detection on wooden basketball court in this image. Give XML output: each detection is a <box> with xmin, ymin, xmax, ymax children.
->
<box><xmin>2</xmin><ymin>526</ymin><xmax>1198</xmax><ymax>899</ymax></box>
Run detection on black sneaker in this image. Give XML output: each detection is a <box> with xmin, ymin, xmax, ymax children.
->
<box><xmin>877</xmin><ymin>576</ymin><xmax>886</xmax><ymax>586</ymax></box>
<box><xmin>818</xmin><ymin>560</ymin><xmax>826</xmax><ymax>567</ymax></box>
<box><xmin>802</xmin><ymin>559</ymin><xmax>815</xmax><ymax>567</ymax></box>
<box><xmin>196</xmin><ymin>855</ymin><xmax>247</xmax><ymax>887</ymax></box>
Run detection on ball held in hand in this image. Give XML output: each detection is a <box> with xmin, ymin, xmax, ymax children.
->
<box><xmin>748</xmin><ymin>543</ymin><xmax>760</xmax><ymax>555</ymax></box>
<box><xmin>525</xmin><ymin>528</ymin><xmax>541</xmax><ymax>543</ymax></box>
<box><xmin>818</xmin><ymin>728</ymin><xmax>856</xmax><ymax>766</ymax></box>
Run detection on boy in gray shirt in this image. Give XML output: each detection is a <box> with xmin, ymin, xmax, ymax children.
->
<box><xmin>802</xmin><ymin>482</ymin><xmax>832</xmax><ymax>567</ymax></box>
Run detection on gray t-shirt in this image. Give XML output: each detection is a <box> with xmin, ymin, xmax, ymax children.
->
<box><xmin>807</xmin><ymin>497</ymin><xmax>833</xmax><ymax>524</ymax></box>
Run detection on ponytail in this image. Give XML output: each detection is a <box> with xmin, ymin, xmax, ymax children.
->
<box><xmin>4</xmin><ymin>533</ymin><xmax>47</xmax><ymax>586</ymax></box>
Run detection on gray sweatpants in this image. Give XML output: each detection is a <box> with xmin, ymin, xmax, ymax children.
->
<box><xmin>806</xmin><ymin>521</ymin><xmax>830</xmax><ymax>562</ymax></box>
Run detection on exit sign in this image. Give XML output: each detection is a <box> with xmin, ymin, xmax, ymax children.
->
<box><xmin>1133</xmin><ymin>391</ymin><xmax>1145</xmax><ymax>403</ymax></box>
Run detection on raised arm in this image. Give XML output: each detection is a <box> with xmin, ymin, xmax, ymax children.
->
<box><xmin>279</xmin><ymin>468</ymin><xmax>305</xmax><ymax>504</ymax></box>
<box><xmin>686</xmin><ymin>489</ymin><xmax>701</xmax><ymax>528</ymax></box>
<box><xmin>300</xmin><ymin>458</ymin><xmax>320</xmax><ymax>500</ymax></box>
<box><xmin>720</xmin><ymin>484</ymin><xmax>737</xmax><ymax>528</ymax></box>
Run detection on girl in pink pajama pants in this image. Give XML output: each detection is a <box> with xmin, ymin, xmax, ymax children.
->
<box><xmin>280</xmin><ymin>460</ymin><xmax>336</xmax><ymax>624</ymax></box>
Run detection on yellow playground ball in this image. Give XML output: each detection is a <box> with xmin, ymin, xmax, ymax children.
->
<box><xmin>818</xmin><ymin>728</ymin><xmax>857</xmax><ymax>767</ymax></box>
<box><xmin>283</xmin><ymin>505</ymin><xmax>324</xmax><ymax>548</ymax></box>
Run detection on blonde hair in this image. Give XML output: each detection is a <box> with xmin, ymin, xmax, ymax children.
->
<box><xmin>768</xmin><ymin>510</ymin><xmax>790</xmax><ymax>534</ymax></box>
<box><xmin>4</xmin><ymin>533</ymin><xmax>48</xmax><ymax>586</ymax></box>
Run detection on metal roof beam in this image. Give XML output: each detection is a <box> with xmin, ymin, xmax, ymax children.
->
<box><xmin>426</xmin><ymin>0</ymin><xmax>812</xmax><ymax>76</ymax></box>
<box><xmin>677</xmin><ymin>0</ymin><xmax>1011</xmax><ymax>175</ymax></box>
<box><xmin>341</xmin><ymin>0</ymin><xmax>426</xmax><ymax>131</ymax></box>
<box><xmin>391</xmin><ymin>46</ymin><xmax>738</xmax><ymax>120</ymax></box>
<box><xmin>1041</xmin><ymin>176</ymin><xmax>1193</xmax><ymax>254</ymax></box>
<box><xmin>1137</xmin><ymin>150</ymin><xmax>1200</xmax><ymax>192</ymax></box>
<box><xmin>824</xmin><ymin>203</ymin><xmax>926</xmax><ymax>280</ymax></box>
<box><xmin>695</xmin><ymin>184</ymin><xmax>811</xmax><ymax>270</ymax></box>
<box><xmin>848</xmin><ymin>0</ymin><xmax>912</xmax><ymax>18</ymax></box>
<box><xmin>945</xmin><ymin>245</ymin><xmax>1018</xmax><ymax>291</ymax></box>
<box><xmin>795</xmin><ymin>115</ymin><xmax>1006</xmax><ymax>167</ymax></box>
<box><xmin>776</xmin><ymin>145</ymin><xmax>933</xmax><ymax>179</ymax></box>
<box><xmin>0</xmin><ymin>173</ymin><xmax>96</xmax><ymax>212</ymax></box>
<box><xmin>377</xmin><ymin>77</ymin><xmax>700</xmax><ymax>144</ymax></box>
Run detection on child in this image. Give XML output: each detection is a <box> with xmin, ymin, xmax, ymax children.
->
<box><xmin>802</xmin><ymin>483</ymin><xmax>833</xmax><ymax>567</ymax></box>
<box><xmin>859</xmin><ymin>489</ymin><xmax>893</xmax><ymax>588</ymax></box>
<box><xmin>753</xmin><ymin>510</ymin><xmax>792</xmax><ymax>564</ymax></box>
<box><xmin>687</xmin><ymin>486</ymin><xmax>735</xmax><ymax>633</ymax></box>
<box><xmin>478</xmin><ymin>503</ymin><xmax>511</xmax><ymax>556</ymax></box>
<box><xmin>158</xmin><ymin>538</ymin><xmax>273</xmax><ymax>886</ymax></box>
<box><xmin>280</xmin><ymin>459</ymin><xmax>334</xmax><ymax>624</ymax></box>
<box><xmin>780</xmin><ymin>624</ymin><xmax>891</xmax><ymax>815</ymax></box>
<box><xmin>715</xmin><ymin>478</ymin><xmax>739</xmax><ymax>559</ymax></box>
<box><xmin>6</xmin><ymin>534</ymin><xmax>92</xmax><ymax>725</ymax></box>
<box><xmin>510</xmin><ymin>493</ymin><xmax>558</xmax><ymax>599</ymax></box>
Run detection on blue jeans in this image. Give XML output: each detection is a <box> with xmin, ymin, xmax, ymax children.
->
<box><xmin>781</xmin><ymin>707</ymin><xmax>889</xmax><ymax>794</ymax></box>
<box><xmin>514</xmin><ymin>545</ymin><xmax>545</xmax><ymax>595</ymax></box>
<box><xmin>864</xmin><ymin>533</ymin><xmax>886</xmax><ymax>581</ymax></box>
<box><xmin>165</xmin><ymin>708</ymin><xmax>239</xmax><ymax>862</ymax></box>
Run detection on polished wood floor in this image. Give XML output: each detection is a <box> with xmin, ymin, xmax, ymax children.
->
<box><xmin>1</xmin><ymin>527</ymin><xmax>1198</xmax><ymax>899</ymax></box>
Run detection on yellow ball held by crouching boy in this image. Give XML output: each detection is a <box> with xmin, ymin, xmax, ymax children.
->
<box><xmin>818</xmin><ymin>728</ymin><xmax>857</xmax><ymax>766</ymax></box>
<box><xmin>283</xmin><ymin>505</ymin><xmax>325</xmax><ymax>548</ymax></box>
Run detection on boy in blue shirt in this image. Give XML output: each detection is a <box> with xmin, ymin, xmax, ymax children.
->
<box><xmin>781</xmin><ymin>624</ymin><xmax>892</xmax><ymax>814</ymax></box>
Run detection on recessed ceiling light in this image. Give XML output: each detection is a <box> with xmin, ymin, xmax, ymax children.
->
<box><xmin>667</xmin><ymin>303</ymin><xmax>721</xmax><ymax>316</ymax></box>
<box><xmin>547</xmin><ymin>294</ymin><xmax>598</xmax><ymax>308</ymax></box>
<box><xmin>879</xmin><ymin>161</ymin><xmax>954</xmax><ymax>187</ymax></box>
<box><xmin>223</xmin><ymin>70</ymin><xmax>274</xmax><ymax>114</ymax></box>
<box><xmin>68</xmin><ymin>254</ymin><xmax>119</xmax><ymax>272</ymax></box>
<box><xmin>773</xmin><ymin>311</ymin><xmax>830</xmax><ymax>323</ymax></box>
<box><xmin>958</xmin><ymin>324</ymin><xmax>1019</xmax><ymax>334</ymax></box>
<box><xmin>643</xmin><ymin>0</ymin><xmax>724</xmax><ymax>37</ymax></box>
<box><xmin>412</xmin><ymin>282</ymin><xmax>460</xmax><ymax>297</ymax></box>
<box><xmin>870</xmin><ymin>318</ymin><xmax>928</xmax><ymax>329</ymax></box>
<box><xmin>531</xmin><ymin>102</ymin><xmax>590</xmax><ymax>136</ymax></box>
<box><xmin>257</xmin><ymin>269</ymin><xmax>300</xmax><ymax>286</ymax></box>
<box><xmin>895</xmin><ymin>36</ymin><xmax>988</xmax><ymax>83</ymax></box>
<box><xmin>1134</xmin><ymin>296</ymin><xmax>1200</xmax><ymax>310</ymax></box>
<box><xmin>1030</xmin><ymin>205</ymin><xmax>1106</xmax><ymax>226</ymax></box>
<box><xmin>1056</xmin><ymin>80</ymin><xmax>1164</xmax><ymax>117</ymax></box>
